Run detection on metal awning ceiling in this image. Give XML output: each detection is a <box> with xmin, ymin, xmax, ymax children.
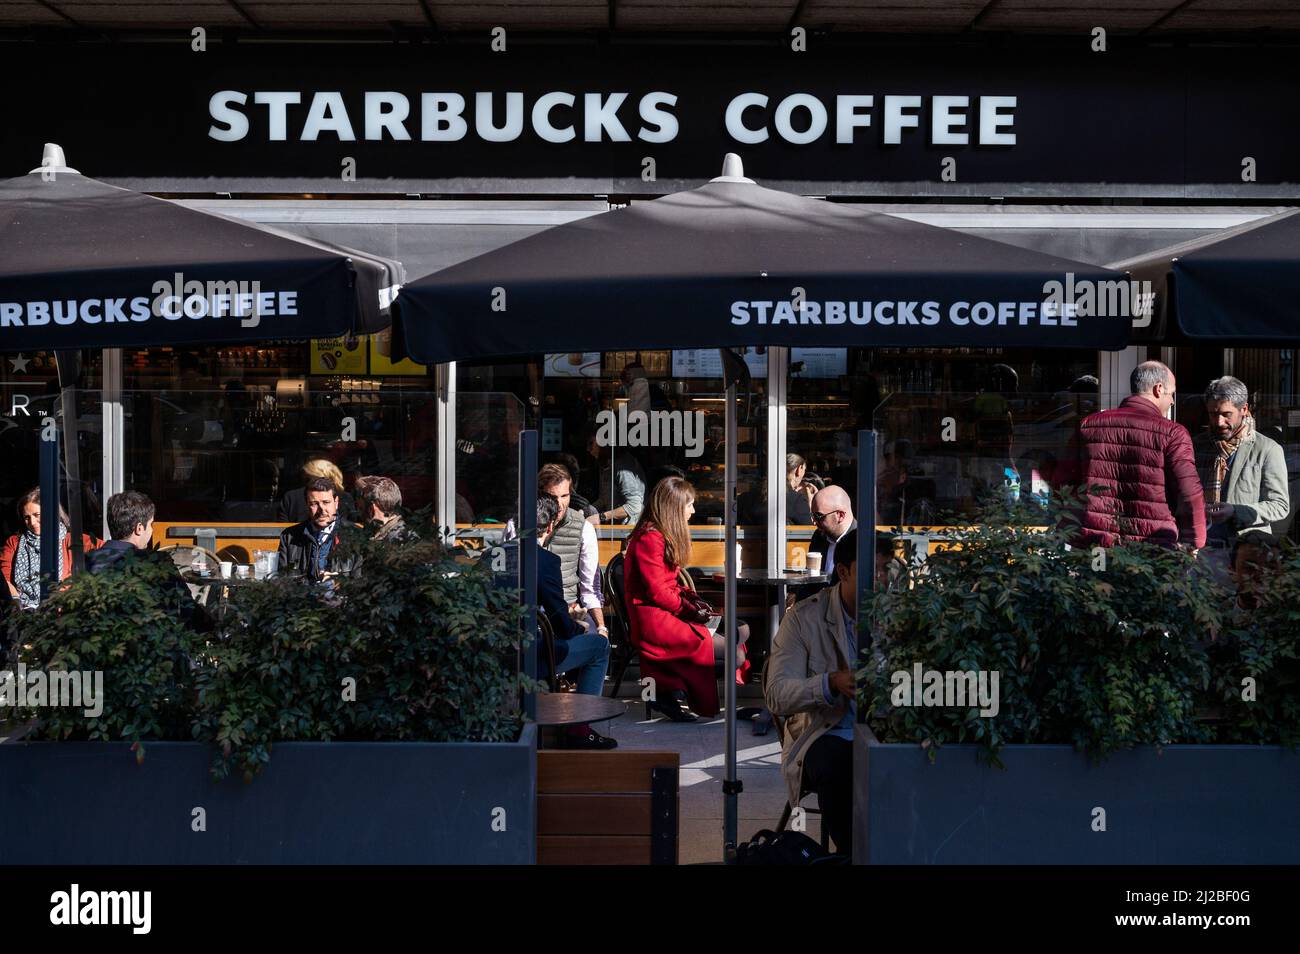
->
<box><xmin>2</xmin><ymin>0</ymin><xmax>1298</xmax><ymax>36</ymax></box>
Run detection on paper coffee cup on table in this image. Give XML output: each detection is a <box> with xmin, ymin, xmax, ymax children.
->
<box><xmin>807</xmin><ymin>551</ymin><xmax>823</xmax><ymax>574</ymax></box>
<box><xmin>219</xmin><ymin>562</ymin><xmax>233</xmax><ymax>579</ymax></box>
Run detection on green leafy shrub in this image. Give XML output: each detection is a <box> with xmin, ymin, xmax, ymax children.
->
<box><xmin>5</xmin><ymin>550</ymin><xmax>196</xmax><ymax>753</ymax></box>
<box><xmin>191</xmin><ymin>570</ymin><xmax>354</xmax><ymax>781</ymax></box>
<box><xmin>1208</xmin><ymin>539</ymin><xmax>1300</xmax><ymax>747</ymax></box>
<box><xmin>861</xmin><ymin>498</ymin><xmax>1229</xmax><ymax>764</ymax></box>
<box><xmin>193</xmin><ymin>512</ymin><xmax>528</xmax><ymax>781</ymax></box>
<box><xmin>6</xmin><ymin>512</ymin><xmax>529</xmax><ymax>782</ymax></box>
<box><xmin>333</xmin><ymin>523</ymin><xmax>529</xmax><ymax>744</ymax></box>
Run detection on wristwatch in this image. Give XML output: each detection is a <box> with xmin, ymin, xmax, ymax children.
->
<box><xmin>597</xmin><ymin>626</ymin><xmax>609</xmax><ymax>636</ymax></box>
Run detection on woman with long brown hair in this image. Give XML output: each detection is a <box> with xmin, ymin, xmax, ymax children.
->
<box><xmin>0</xmin><ymin>486</ymin><xmax>101</xmax><ymax>610</ymax></box>
<box><xmin>623</xmin><ymin>476</ymin><xmax>749</xmax><ymax>721</ymax></box>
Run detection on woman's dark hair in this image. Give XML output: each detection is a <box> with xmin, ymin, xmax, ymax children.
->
<box><xmin>106</xmin><ymin>491</ymin><xmax>155</xmax><ymax>540</ymax></box>
<box><xmin>536</xmin><ymin>492</ymin><xmax>560</xmax><ymax>531</ymax></box>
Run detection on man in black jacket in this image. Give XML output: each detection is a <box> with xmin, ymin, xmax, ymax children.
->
<box><xmin>87</xmin><ymin>490</ymin><xmax>203</xmax><ymax>628</ymax></box>
<box><xmin>277</xmin><ymin>476</ymin><xmax>360</xmax><ymax>582</ymax></box>
<box><xmin>536</xmin><ymin>492</ymin><xmax>616</xmax><ymax>750</ymax></box>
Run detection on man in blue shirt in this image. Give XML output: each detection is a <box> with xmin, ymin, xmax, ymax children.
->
<box><xmin>765</xmin><ymin>529</ymin><xmax>864</xmax><ymax>853</ymax></box>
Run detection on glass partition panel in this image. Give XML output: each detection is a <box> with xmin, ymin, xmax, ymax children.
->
<box><xmin>1</xmin><ymin>350</ymin><xmax>104</xmax><ymax>540</ymax></box>
<box><xmin>120</xmin><ymin>385</ymin><xmax>439</xmax><ymax>525</ymax></box>
<box><xmin>873</xmin><ymin>388</ymin><xmax>1090</xmax><ymax>530</ymax></box>
<box><xmin>461</xmin><ymin>351</ymin><xmax>769</xmax><ymax>571</ymax></box>
<box><xmin>454</xmin><ymin>390</ymin><xmax>525</xmax><ymax>532</ymax></box>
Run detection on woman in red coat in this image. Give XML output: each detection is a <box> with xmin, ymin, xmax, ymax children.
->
<box><xmin>624</xmin><ymin>476</ymin><xmax>748</xmax><ymax>721</ymax></box>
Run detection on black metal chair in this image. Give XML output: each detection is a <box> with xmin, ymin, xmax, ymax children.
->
<box><xmin>536</xmin><ymin>610</ymin><xmax>559</xmax><ymax>693</ymax></box>
<box><xmin>604</xmin><ymin>551</ymin><xmax>710</xmax><ymax>699</ymax></box>
<box><xmin>602</xmin><ymin>551</ymin><xmax>638</xmax><ymax>698</ymax></box>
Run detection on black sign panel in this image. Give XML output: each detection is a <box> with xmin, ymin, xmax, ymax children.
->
<box><xmin>1</xmin><ymin>42</ymin><xmax>1297</xmax><ymax>187</ymax></box>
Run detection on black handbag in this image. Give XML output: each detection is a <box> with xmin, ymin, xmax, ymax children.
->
<box><xmin>680</xmin><ymin>591</ymin><xmax>714</xmax><ymax>624</ymax></box>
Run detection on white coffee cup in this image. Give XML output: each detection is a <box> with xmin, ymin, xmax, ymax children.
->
<box><xmin>219</xmin><ymin>562</ymin><xmax>233</xmax><ymax>579</ymax></box>
<box><xmin>236</xmin><ymin>564</ymin><xmax>251</xmax><ymax>579</ymax></box>
<box><xmin>807</xmin><ymin>551</ymin><xmax>823</xmax><ymax>575</ymax></box>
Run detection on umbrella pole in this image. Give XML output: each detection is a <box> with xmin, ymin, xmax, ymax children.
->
<box><xmin>723</xmin><ymin>374</ymin><xmax>739</xmax><ymax>857</ymax></box>
<box><xmin>56</xmin><ymin>351</ymin><xmax>86</xmax><ymax>574</ymax></box>
<box><xmin>38</xmin><ymin>425</ymin><xmax>61</xmax><ymax>603</ymax></box>
<box><xmin>518</xmin><ymin>428</ymin><xmax>539</xmax><ymax>723</ymax></box>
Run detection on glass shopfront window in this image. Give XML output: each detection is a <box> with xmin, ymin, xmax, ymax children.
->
<box><xmin>120</xmin><ymin>341</ymin><xmax>438</xmax><ymax>526</ymax></box>
<box><xmin>459</xmin><ymin>349</ymin><xmax>769</xmax><ymax>569</ymax></box>
<box><xmin>0</xmin><ymin>349</ymin><xmax>104</xmax><ymax>542</ymax></box>
<box><xmin>788</xmin><ymin>347</ymin><xmax>1100</xmax><ymax>533</ymax></box>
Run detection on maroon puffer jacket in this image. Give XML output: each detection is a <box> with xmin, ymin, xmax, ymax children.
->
<box><xmin>1056</xmin><ymin>395</ymin><xmax>1206</xmax><ymax>549</ymax></box>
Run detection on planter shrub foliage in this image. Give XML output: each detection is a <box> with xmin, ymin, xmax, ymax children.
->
<box><xmin>4</xmin><ymin>512</ymin><xmax>529</xmax><ymax>781</ymax></box>
<box><xmin>862</xmin><ymin>496</ymin><xmax>1300</xmax><ymax>764</ymax></box>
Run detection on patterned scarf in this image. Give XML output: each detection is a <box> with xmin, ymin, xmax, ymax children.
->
<box><xmin>12</xmin><ymin>523</ymin><xmax>66</xmax><ymax>610</ymax></box>
<box><xmin>1210</xmin><ymin>415</ymin><xmax>1255</xmax><ymax>504</ymax></box>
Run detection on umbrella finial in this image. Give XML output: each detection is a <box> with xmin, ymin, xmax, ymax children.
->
<box><xmin>711</xmin><ymin>153</ymin><xmax>755</xmax><ymax>184</ymax></box>
<box><xmin>29</xmin><ymin>143</ymin><xmax>80</xmax><ymax>175</ymax></box>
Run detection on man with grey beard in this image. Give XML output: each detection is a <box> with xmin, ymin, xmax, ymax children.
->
<box><xmin>1193</xmin><ymin>376</ymin><xmax>1291</xmax><ymax>589</ymax></box>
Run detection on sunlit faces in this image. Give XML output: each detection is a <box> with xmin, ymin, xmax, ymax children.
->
<box><xmin>22</xmin><ymin>502</ymin><xmax>39</xmax><ymax>535</ymax></box>
<box><xmin>1206</xmin><ymin>399</ymin><xmax>1246</xmax><ymax>439</ymax></box>
<box><xmin>307</xmin><ymin>489</ymin><xmax>338</xmax><ymax>528</ymax></box>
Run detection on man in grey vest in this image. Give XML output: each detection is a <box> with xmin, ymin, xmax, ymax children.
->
<box><xmin>538</xmin><ymin>463</ymin><xmax>607</xmax><ymax>637</ymax></box>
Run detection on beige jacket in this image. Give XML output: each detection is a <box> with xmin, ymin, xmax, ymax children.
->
<box><xmin>1194</xmin><ymin>427</ymin><xmax>1291</xmax><ymax>538</ymax></box>
<box><xmin>764</xmin><ymin>584</ymin><xmax>853</xmax><ymax>809</ymax></box>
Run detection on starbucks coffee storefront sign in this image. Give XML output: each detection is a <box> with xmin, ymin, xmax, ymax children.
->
<box><xmin>4</xmin><ymin>42</ymin><xmax>1298</xmax><ymax>194</ymax></box>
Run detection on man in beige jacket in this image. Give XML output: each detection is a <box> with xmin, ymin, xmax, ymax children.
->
<box><xmin>1193</xmin><ymin>376</ymin><xmax>1292</xmax><ymax>589</ymax></box>
<box><xmin>765</xmin><ymin>529</ymin><xmax>863</xmax><ymax>853</ymax></box>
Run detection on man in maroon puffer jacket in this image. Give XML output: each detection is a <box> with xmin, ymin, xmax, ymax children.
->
<box><xmin>1055</xmin><ymin>360</ymin><xmax>1206</xmax><ymax>550</ymax></box>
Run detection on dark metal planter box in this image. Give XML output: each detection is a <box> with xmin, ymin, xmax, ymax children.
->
<box><xmin>0</xmin><ymin>724</ymin><xmax>537</xmax><ymax>864</ymax></box>
<box><xmin>854</xmin><ymin>724</ymin><xmax>1300</xmax><ymax>864</ymax></box>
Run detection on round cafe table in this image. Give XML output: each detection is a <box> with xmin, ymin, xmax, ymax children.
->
<box><xmin>710</xmin><ymin>568</ymin><xmax>833</xmax><ymax>658</ymax></box>
<box><xmin>534</xmin><ymin>691</ymin><xmax>627</xmax><ymax>728</ymax></box>
<box><xmin>709</xmin><ymin>567</ymin><xmax>833</xmax><ymax>625</ymax></box>
<box><xmin>711</xmin><ymin>568</ymin><xmax>832</xmax><ymax>587</ymax></box>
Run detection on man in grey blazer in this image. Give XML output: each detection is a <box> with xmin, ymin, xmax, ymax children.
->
<box><xmin>1193</xmin><ymin>376</ymin><xmax>1292</xmax><ymax>587</ymax></box>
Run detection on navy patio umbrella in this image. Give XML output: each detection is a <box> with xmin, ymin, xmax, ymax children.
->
<box><xmin>1112</xmin><ymin>208</ymin><xmax>1300</xmax><ymax>343</ymax></box>
<box><xmin>393</xmin><ymin>156</ymin><xmax>1129</xmax><ymax>363</ymax></box>
<box><xmin>2</xmin><ymin>144</ymin><xmax>404</xmax><ymax>588</ymax></box>
<box><xmin>393</xmin><ymin>154</ymin><xmax>1132</xmax><ymax>860</ymax></box>
<box><xmin>1</xmin><ymin>145</ymin><xmax>403</xmax><ymax>353</ymax></box>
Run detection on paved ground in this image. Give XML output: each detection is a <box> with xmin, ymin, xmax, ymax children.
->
<box><xmin>593</xmin><ymin>688</ymin><xmax>820</xmax><ymax>864</ymax></box>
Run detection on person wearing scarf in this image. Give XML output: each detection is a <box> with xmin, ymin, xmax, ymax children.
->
<box><xmin>1</xmin><ymin>487</ymin><xmax>101</xmax><ymax>610</ymax></box>
<box><xmin>1193</xmin><ymin>377</ymin><xmax>1292</xmax><ymax>590</ymax></box>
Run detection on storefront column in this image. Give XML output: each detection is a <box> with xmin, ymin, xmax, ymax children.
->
<box><xmin>436</xmin><ymin>361</ymin><xmax>456</xmax><ymax>539</ymax></box>
<box><xmin>766</xmin><ymin>347</ymin><xmax>788</xmax><ymax>573</ymax></box>
<box><xmin>1099</xmin><ymin>346</ymin><xmax>1142</xmax><ymax>410</ymax></box>
<box><xmin>101</xmin><ymin>347</ymin><xmax>124</xmax><ymax>539</ymax></box>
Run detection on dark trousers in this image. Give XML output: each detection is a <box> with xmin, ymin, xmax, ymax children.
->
<box><xmin>802</xmin><ymin>733</ymin><xmax>853</xmax><ymax>854</ymax></box>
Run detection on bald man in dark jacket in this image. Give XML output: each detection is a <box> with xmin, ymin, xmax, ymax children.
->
<box><xmin>1054</xmin><ymin>361</ymin><xmax>1206</xmax><ymax>549</ymax></box>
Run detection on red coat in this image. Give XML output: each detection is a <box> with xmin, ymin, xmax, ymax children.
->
<box><xmin>624</xmin><ymin>526</ymin><xmax>718</xmax><ymax>717</ymax></box>
<box><xmin>1</xmin><ymin>531</ymin><xmax>102</xmax><ymax>594</ymax></box>
<box><xmin>1056</xmin><ymin>395</ymin><xmax>1206</xmax><ymax>549</ymax></box>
